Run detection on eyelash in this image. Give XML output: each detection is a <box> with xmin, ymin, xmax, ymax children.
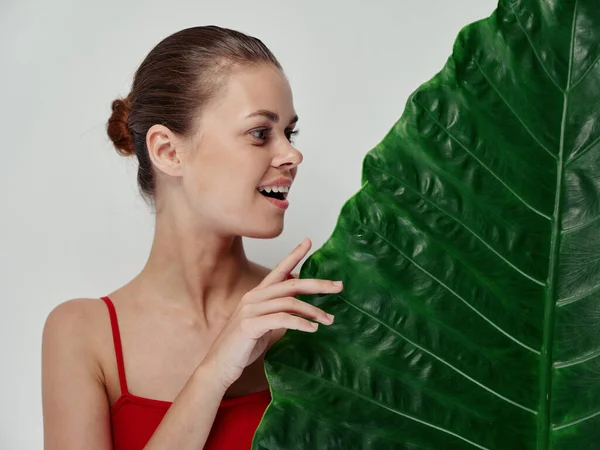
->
<box><xmin>250</xmin><ymin>128</ymin><xmax>299</xmax><ymax>144</ymax></box>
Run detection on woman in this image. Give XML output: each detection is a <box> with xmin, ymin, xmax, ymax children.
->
<box><xmin>42</xmin><ymin>25</ymin><xmax>342</xmax><ymax>449</ymax></box>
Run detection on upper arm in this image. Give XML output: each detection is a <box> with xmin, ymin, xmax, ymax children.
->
<box><xmin>42</xmin><ymin>299</ymin><xmax>112</xmax><ymax>450</ymax></box>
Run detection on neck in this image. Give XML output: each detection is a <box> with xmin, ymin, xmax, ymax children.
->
<box><xmin>131</xmin><ymin>211</ymin><xmax>251</xmax><ymax>325</ymax></box>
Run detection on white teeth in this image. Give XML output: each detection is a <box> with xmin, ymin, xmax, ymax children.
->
<box><xmin>259</xmin><ymin>185</ymin><xmax>290</xmax><ymax>193</ymax></box>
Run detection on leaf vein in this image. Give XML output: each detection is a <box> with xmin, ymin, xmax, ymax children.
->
<box><xmin>561</xmin><ymin>210</ymin><xmax>600</xmax><ymax>234</ymax></box>
<box><xmin>365</xmin><ymin>162</ymin><xmax>546</xmax><ymax>286</ymax></box>
<box><xmin>568</xmin><ymin>52</ymin><xmax>600</xmax><ymax>93</ymax></box>
<box><xmin>353</xmin><ymin>210</ymin><xmax>540</xmax><ymax>354</ymax></box>
<box><xmin>335</xmin><ymin>292</ymin><xmax>537</xmax><ymax>414</ymax></box>
<box><xmin>473</xmin><ymin>59</ymin><xmax>557</xmax><ymax>160</ymax></box>
<box><xmin>412</xmin><ymin>97</ymin><xmax>552</xmax><ymax>221</ymax></box>
<box><xmin>565</xmin><ymin>132</ymin><xmax>600</xmax><ymax>166</ymax></box>
<box><xmin>553</xmin><ymin>408</ymin><xmax>600</xmax><ymax>431</ymax></box>
<box><xmin>507</xmin><ymin>2</ymin><xmax>564</xmax><ymax>93</ymax></box>
<box><xmin>557</xmin><ymin>280</ymin><xmax>600</xmax><ymax>307</ymax></box>
<box><xmin>554</xmin><ymin>347</ymin><xmax>600</xmax><ymax>369</ymax></box>
<box><xmin>271</xmin><ymin>361</ymin><xmax>491</xmax><ymax>450</ymax></box>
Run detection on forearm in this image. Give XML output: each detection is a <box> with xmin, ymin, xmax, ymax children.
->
<box><xmin>144</xmin><ymin>360</ymin><xmax>227</xmax><ymax>450</ymax></box>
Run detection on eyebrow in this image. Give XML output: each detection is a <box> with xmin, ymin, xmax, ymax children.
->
<box><xmin>246</xmin><ymin>110</ymin><xmax>298</xmax><ymax>125</ymax></box>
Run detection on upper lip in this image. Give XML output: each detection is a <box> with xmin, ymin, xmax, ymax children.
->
<box><xmin>257</xmin><ymin>177</ymin><xmax>293</xmax><ymax>189</ymax></box>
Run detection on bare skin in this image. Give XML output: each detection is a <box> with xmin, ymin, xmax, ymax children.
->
<box><xmin>42</xmin><ymin>63</ymin><xmax>342</xmax><ymax>449</ymax></box>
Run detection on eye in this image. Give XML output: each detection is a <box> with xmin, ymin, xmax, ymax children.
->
<box><xmin>286</xmin><ymin>129</ymin><xmax>300</xmax><ymax>144</ymax></box>
<box><xmin>248</xmin><ymin>127</ymin><xmax>299</xmax><ymax>145</ymax></box>
<box><xmin>250</xmin><ymin>128</ymin><xmax>270</xmax><ymax>142</ymax></box>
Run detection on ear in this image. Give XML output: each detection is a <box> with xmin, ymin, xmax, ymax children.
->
<box><xmin>146</xmin><ymin>124</ymin><xmax>183</xmax><ymax>177</ymax></box>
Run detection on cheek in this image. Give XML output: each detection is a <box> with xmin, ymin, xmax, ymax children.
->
<box><xmin>187</xmin><ymin>145</ymin><xmax>233</xmax><ymax>191</ymax></box>
<box><xmin>187</xmin><ymin>160</ymin><xmax>257</xmax><ymax>208</ymax></box>
<box><xmin>184</xmin><ymin>138</ymin><xmax>271</xmax><ymax>205</ymax></box>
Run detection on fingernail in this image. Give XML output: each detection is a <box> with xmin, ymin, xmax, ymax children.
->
<box><xmin>326</xmin><ymin>313</ymin><xmax>335</xmax><ymax>322</ymax></box>
<box><xmin>311</xmin><ymin>322</ymin><xmax>319</xmax><ymax>329</ymax></box>
<box><xmin>333</xmin><ymin>281</ymin><xmax>343</xmax><ymax>287</ymax></box>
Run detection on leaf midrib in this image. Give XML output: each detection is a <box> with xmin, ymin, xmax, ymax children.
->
<box><xmin>538</xmin><ymin>1</ymin><xmax>578</xmax><ymax>448</ymax></box>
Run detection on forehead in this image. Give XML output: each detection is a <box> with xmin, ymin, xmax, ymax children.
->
<box><xmin>208</xmin><ymin>64</ymin><xmax>296</xmax><ymax>121</ymax></box>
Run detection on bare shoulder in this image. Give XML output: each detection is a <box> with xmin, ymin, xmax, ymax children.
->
<box><xmin>42</xmin><ymin>298</ymin><xmax>109</xmax><ymax>356</ymax></box>
<box><xmin>44</xmin><ymin>298</ymin><xmax>107</xmax><ymax>334</ymax></box>
<box><xmin>42</xmin><ymin>298</ymin><xmax>113</xmax><ymax>448</ymax></box>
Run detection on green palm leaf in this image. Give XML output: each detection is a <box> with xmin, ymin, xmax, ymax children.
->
<box><xmin>253</xmin><ymin>0</ymin><xmax>600</xmax><ymax>448</ymax></box>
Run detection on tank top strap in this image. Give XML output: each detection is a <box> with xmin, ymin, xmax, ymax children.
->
<box><xmin>100</xmin><ymin>296</ymin><xmax>129</xmax><ymax>396</ymax></box>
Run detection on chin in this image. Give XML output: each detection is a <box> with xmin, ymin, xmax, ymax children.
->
<box><xmin>243</xmin><ymin>221</ymin><xmax>285</xmax><ymax>239</ymax></box>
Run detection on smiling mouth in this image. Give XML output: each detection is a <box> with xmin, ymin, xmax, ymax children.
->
<box><xmin>257</xmin><ymin>186</ymin><xmax>289</xmax><ymax>201</ymax></box>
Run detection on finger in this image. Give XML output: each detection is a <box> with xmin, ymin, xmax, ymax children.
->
<box><xmin>255</xmin><ymin>238</ymin><xmax>312</xmax><ymax>289</ymax></box>
<box><xmin>244</xmin><ymin>312</ymin><xmax>319</xmax><ymax>339</ymax></box>
<box><xmin>244</xmin><ymin>297</ymin><xmax>334</xmax><ymax>325</ymax></box>
<box><xmin>246</xmin><ymin>278</ymin><xmax>343</xmax><ymax>304</ymax></box>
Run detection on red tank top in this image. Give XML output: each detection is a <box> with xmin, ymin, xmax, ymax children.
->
<box><xmin>101</xmin><ymin>296</ymin><xmax>271</xmax><ymax>450</ymax></box>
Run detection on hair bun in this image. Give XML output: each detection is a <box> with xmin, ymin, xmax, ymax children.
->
<box><xmin>107</xmin><ymin>96</ymin><xmax>135</xmax><ymax>156</ymax></box>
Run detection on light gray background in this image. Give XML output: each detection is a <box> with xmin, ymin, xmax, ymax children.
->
<box><xmin>1</xmin><ymin>0</ymin><xmax>497</xmax><ymax>447</ymax></box>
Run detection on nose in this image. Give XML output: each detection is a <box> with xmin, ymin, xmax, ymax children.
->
<box><xmin>272</xmin><ymin>140</ymin><xmax>303</xmax><ymax>169</ymax></box>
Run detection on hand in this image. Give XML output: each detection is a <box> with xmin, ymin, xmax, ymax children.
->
<box><xmin>202</xmin><ymin>238</ymin><xmax>342</xmax><ymax>391</ymax></box>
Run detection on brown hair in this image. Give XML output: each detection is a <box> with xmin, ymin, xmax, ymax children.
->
<box><xmin>106</xmin><ymin>25</ymin><xmax>282</xmax><ymax>203</ymax></box>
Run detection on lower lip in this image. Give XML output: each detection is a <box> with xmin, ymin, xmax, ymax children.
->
<box><xmin>259</xmin><ymin>193</ymin><xmax>289</xmax><ymax>210</ymax></box>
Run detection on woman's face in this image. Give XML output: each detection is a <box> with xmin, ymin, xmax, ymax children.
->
<box><xmin>180</xmin><ymin>63</ymin><xmax>302</xmax><ymax>238</ymax></box>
